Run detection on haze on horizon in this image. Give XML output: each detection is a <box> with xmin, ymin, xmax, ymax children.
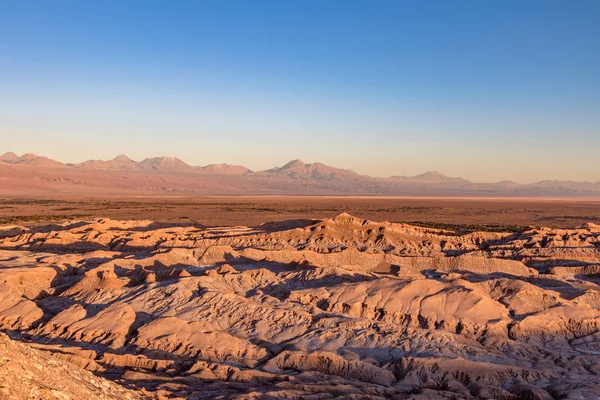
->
<box><xmin>1</xmin><ymin>0</ymin><xmax>599</xmax><ymax>184</ymax></box>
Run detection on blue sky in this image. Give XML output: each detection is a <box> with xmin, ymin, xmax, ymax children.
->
<box><xmin>1</xmin><ymin>0</ymin><xmax>599</xmax><ymax>182</ymax></box>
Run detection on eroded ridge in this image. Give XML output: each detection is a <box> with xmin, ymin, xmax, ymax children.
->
<box><xmin>1</xmin><ymin>213</ymin><xmax>600</xmax><ymax>399</ymax></box>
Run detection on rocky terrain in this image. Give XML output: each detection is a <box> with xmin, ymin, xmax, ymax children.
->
<box><xmin>0</xmin><ymin>331</ymin><xmax>142</xmax><ymax>399</ymax></box>
<box><xmin>1</xmin><ymin>213</ymin><xmax>600</xmax><ymax>399</ymax></box>
<box><xmin>2</xmin><ymin>152</ymin><xmax>600</xmax><ymax>196</ymax></box>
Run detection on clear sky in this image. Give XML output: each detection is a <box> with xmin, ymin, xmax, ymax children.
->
<box><xmin>1</xmin><ymin>0</ymin><xmax>599</xmax><ymax>183</ymax></box>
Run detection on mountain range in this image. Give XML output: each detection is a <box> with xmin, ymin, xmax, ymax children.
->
<box><xmin>1</xmin><ymin>152</ymin><xmax>599</xmax><ymax>196</ymax></box>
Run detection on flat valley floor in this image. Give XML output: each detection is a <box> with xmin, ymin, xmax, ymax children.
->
<box><xmin>2</xmin><ymin>195</ymin><xmax>600</xmax><ymax>229</ymax></box>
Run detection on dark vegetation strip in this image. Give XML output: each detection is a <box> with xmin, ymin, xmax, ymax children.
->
<box><xmin>406</xmin><ymin>221</ymin><xmax>529</xmax><ymax>233</ymax></box>
<box><xmin>0</xmin><ymin>214</ymin><xmax>91</xmax><ymax>224</ymax></box>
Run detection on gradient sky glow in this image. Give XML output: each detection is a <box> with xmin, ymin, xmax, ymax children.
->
<box><xmin>1</xmin><ymin>0</ymin><xmax>599</xmax><ymax>183</ymax></box>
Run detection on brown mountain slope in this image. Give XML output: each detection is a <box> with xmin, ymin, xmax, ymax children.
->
<box><xmin>137</xmin><ymin>156</ymin><xmax>193</xmax><ymax>172</ymax></box>
<box><xmin>393</xmin><ymin>170</ymin><xmax>471</xmax><ymax>184</ymax></box>
<box><xmin>2</xmin><ymin>153</ymin><xmax>65</xmax><ymax>168</ymax></box>
<box><xmin>1</xmin><ymin>151</ymin><xmax>600</xmax><ymax>196</ymax></box>
<box><xmin>262</xmin><ymin>159</ymin><xmax>362</xmax><ymax>180</ymax></box>
<box><xmin>76</xmin><ymin>154</ymin><xmax>139</xmax><ymax>170</ymax></box>
<box><xmin>0</xmin><ymin>152</ymin><xmax>19</xmax><ymax>162</ymax></box>
<box><xmin>200</xmin><ymin>163</ymin><xmax>251</xmax><ymax>174</ymax></box>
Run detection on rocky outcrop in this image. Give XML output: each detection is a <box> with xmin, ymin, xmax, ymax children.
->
<box><xmin>134</xmin><ymin>317</ymin><xmax>269</xmax><ymax>367</ymax></box>
<box><xmin>0</xmin><ymin>284</ymin><xmax>43</xmax><ymax>330</ymax></box>
<box><xmin>0</xmin><ymin>332</ymin><xmax>142</xmax><ymax>400</ymax></box>
<box><xmin>36</xmin><ymin>303</ymin><xmax>136</xmax><ymax>348</ymax></box>
<box><xmin>264</xmin><ymin>350</ymin><xmax>396</xmax><ymax>386</ymax></box>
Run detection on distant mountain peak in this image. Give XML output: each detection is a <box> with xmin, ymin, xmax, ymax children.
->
<box><xmin>411</xmin><ymin>171</ymin><xmax>469</xmax><ymax>183</ymax></box>
<box><xmin>142</xmin><ymin>156</ymin><xmax>186</xmax><ymax>163</ymax></box>
<box><xmin>138</xmin><ymin>156</ymin><xmax>191</xmax><ymax>172</ymax></box>
<box><xmin>3</xmin><ymin>153</ymin><xmax>65</xmax><ymax>167</ymax></box>
<box><xmin>112</xmin><ymin>154</ymin><xmax>134</xmax><ymax>162</ymax></box>
<box><xmin>0</xmin><ymin>152</ymin><xmax>19</xmax><ymax>161</ymax></box>
<box><xmin>497</xmin><ymin>180</ymin><xmax>519</xmax><ymax>185</ymax></box>
<box><xmin>413</xmin><ymin>171</ymin><xmax>448</xmax><ymax>180</ymax></box>
<box><xmin>281</xmin><ymin>159</ymin><xmax>305</xmax><ymax>168</ymax></box>
<box><xmin>264</xmin><ymin>159</ymin><xmax>361</xmax><ymax>181</ymax></box>
<box><xmin>75</xmin><ymin>154</ymin><xmax>138</xmax><ymax>170</ymax></box>
<box><xmin>201</xmin><ymin>163</ymin><xmax>251</xmax><ymax>174</ymax></box>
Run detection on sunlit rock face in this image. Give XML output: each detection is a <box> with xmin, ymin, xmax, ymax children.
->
<box><xmin>1</xmin><ymin>214</ymin><xmax>600</xmax><ymax>399</ymax></box>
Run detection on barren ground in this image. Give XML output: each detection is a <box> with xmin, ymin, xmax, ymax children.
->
<box><xmin>2</xmin><ymin>196</ymin><xmax>600</xmax><ymax>229</ymax></box>
<box><xmin>1</xmin><ymin>197</ymin><xmax>600</xmax><ymax>399</ymax></box>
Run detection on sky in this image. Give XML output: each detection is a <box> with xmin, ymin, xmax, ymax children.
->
<box><xmin>0</xmin><ymin>0</ymin><xmax>599</xmax><ymax>183</ymax></box>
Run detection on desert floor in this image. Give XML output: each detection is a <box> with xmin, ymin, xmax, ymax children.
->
<box><xmin>2</xmin><ymin>195</ymin><xmax>600</xmax><ymax>229</ymax></box>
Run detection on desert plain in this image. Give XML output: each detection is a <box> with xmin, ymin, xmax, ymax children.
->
<box><xmin>1</xmin><ymin>195</ymin><xmax>600</xmax><ymax>399</ymax></box>
<box><xmin>2</xmin><ymin>195</ymin><xmax>600</xmax><ymax>229</ymax></box>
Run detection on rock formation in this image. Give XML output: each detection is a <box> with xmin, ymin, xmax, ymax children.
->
<box><xmin>1</xmin><ymin>213</ymin><xmax>600</xmax><ymax>398</ymax></box>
